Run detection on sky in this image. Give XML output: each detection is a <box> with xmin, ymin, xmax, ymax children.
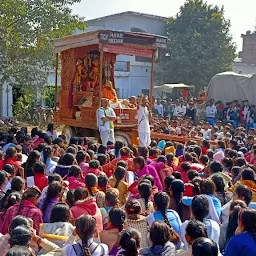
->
<box><xmin>71</xmin><ymin>0</ymin><xmax>256</xmax><ymax>52</ymax></box>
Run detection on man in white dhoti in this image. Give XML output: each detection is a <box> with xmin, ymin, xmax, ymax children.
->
<box><xmin>138</xmin><ymin>96</ymin><xmax>152</xmax><ymax>147</ymax></box>
<box><xmin>97</xmin><ymin>98</ymin><xmax>116</xmax><ymax>146</ymax></box>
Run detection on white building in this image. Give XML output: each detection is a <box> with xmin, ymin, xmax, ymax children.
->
<box><xmin>83</xmin><ymin>11</ymin><xmax>167</xmax><ymax>98</ymax></box>
<box><xmin>233</xmin><ymin>58</ymin><xmax>256</xmax><ymax>75</ymax></box>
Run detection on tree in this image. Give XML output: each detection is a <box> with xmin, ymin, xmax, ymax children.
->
<box><xmin>0</xmin><ymin>0</ymin><xmax>85</xmax><ymax>93</ymax></box>
<box><xmin>157</xmin><ymin>0</ymin><xmax>236</xmax><ymax>91</ymax></box>
<box><xmin>42</xmin><ymin>85</ymin><xmax>56</xmax><ymax>108</ymax></box>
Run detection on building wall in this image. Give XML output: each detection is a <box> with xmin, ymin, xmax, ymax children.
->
<box><xmin>86</xmin><ymin>13</ymin><xmax>166</xmax><ymax>35</ymax></box>
<box><xmin>115</xmin><ymin>56</ymin><xmax>152</xmax><ymax>98</ymax></box>
<box><xmin>84</xmin><ymin>13</ymin><xmax>166</xmax><ymax>98</ymax></box>
<box><xmin>233</xmin><ymin>62</ymin><xmax>256</xmax><ymax>75</ymax></box>
<box><xmin>240</xmin><ymin>33</ymin><xmax>256</xmax><ymax>65</ymax></box>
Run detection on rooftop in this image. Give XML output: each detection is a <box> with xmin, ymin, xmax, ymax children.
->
<box><xmin>86</xmin><ymin>11</ymin><xmax>167</xmax><ymax>22</ymax></box>
<box><xmin>54</xmin><ymin>29</ymin><xmax>167</xmax><ymax>53</ymax></box>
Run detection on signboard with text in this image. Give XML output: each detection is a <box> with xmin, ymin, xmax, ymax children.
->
<box><xmin>98</xmin><ymin>30</ymin><xmax>168</xmax><ymax>50</ymax></box>
<box><xmin>99</xmin><ymin>31</ymin><xmax>124</xmax><ymax>44</ymax></box>
<box><xmin>155</xmin><ymin>37</ymin><xmax>167</xmax><ymax>49</ymax></box>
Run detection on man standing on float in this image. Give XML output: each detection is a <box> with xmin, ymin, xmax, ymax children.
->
<box><xmin>97</xmin><ymin>98</ymin><xmax>116</xmax><ymax>146</ymax></box>
<box><xmin>137</xmin><ymin>96</ymin><xmax>152</xmax><ymax>147</ymax></box>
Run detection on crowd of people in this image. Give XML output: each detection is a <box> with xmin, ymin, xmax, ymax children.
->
<box><xmin>154</xmin><ymin>98</ymin><xmax>256</xmax><ymax>129</ymax></box>
<box><xmin>1</xmin><ymin>96</ymin><xmax>256</xmax><ymax>255</ymax></box>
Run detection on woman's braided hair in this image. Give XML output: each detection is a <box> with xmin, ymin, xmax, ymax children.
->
<box><xmin>138</xmin><ymin>182</ymin><xmax>152</xmax><ymax>211</ymax></box>
<box><xmin>170</xmin><ymin>179</ymin><xmax>185</xmax><ymax>217</ymax></box>
<box><xmin>154</xmin><ymin>192</ymin><xmax>180</xmax><ymax>243</ymax></box>
<box><xmin>85</xmin><ymin>173</ymin><xmax>98</xmax><ymax>197</ymax></box>
<box><xmin>125</xmin><ymin>199</ymin><xmax>141</xmax><ymax>219</ymax></box>
<box><xmin>97</xmin><ymin>174</ymin><xmax>108</xmax><ymax>193</ymax></box>
<box><xmin>109</xmin><ymin>207</ymin><xmax>127</xmax><ymax>232</ymax></box>
<box><xmin>211</xmin><ymin>175</ymin><xmax>227</xmax><ymax>204</ymax></box>
<box><xmin>154</xmin><ymin>192</ymin><xmax>171</xmax><ymax>227</ymax></box>
<box><xmin>75</xmin><ymin>215</ymin><xmax>97</xmax><ymax>256</ymax></box>
<box><xmin>113</xmin><ymin>166</ymin><xmax>126</xmax><ymax>188</ymax></box>
<box><xmin>17</xmin><ymin>186</ymin><xmax>41</xmax><ymax>215</ymax></box>
<box><xmin>119</xmin><ymin>227</ymin><xmax>141</xmax><ymax>256</ymax></box>
<box><xmin>41</xmin><ymin>181</ymin><xmax>62</xmax><ymax>215</ymax></box>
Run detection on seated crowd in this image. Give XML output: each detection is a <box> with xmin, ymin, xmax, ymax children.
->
<box><xmin>0</xmin><ymin>123</ymin><xmax>256</xmax><ymax>256</ymax></box>
<box><xmin>153</xmin><ymin>98</ymin><xmax>256</xmax><ymax>138</ymax></box>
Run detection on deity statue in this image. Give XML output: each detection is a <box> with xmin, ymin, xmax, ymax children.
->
<box><xmin>88</xmin><ymin>54</ymin><xmax>100</xmax><ymax>87</ymax></box>
<box><xmin>74</xmin><ymin>58</ymin><xmax>86</xmax><ymax>90</ymax></box>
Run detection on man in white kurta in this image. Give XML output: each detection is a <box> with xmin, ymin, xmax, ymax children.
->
<box><xmin>138</xmin><ymin>97</ymin><xmax>151</xmax><ymax>147</ymax></box>
<box><xmin>97</xmin><ymin>98</ymin><xmax>116</xmax><ymax>146</ymax></box>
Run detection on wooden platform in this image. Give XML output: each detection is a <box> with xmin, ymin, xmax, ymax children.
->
<box><xmin>151</xmin><ymin>132</ymin><xmax>217</xmax><ymax>145</ymax></box>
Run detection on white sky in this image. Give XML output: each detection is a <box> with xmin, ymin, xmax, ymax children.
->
<box><xmin>72</xmin><ymin>0</ymin><xmax>256</xmax><ymax>52</ymax></box>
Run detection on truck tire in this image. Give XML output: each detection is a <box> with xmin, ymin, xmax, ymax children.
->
<box><xmin>62</xmin><ymin>126</ymin><xmax>76</xmax><ymax>144</ymax></box>
<box><xmin>114</xmin><ymin>131</ymin><xmax>131</xmax><ymax>146</ymax></box>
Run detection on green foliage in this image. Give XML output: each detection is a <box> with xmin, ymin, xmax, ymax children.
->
<box><xmin>157</xmin><ymin>0</ymin><xmax>237</xmax><ymax>91</ymax></box>
<box><xmin>12</xmin><ymin>89</ymin><xmax>37</xmax><ymax>117</ymax></box>
<box><xmin>42</xmin><ymin>86</ymin><xmax>57</xmax><ymax>108</ymax></box>
<box><xmin>0</xmin><ymin>0</ymin><xmax>85</xmax><ymax>90</ymax></box>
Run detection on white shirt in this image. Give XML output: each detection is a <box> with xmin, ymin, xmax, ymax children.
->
<box><xmin>176</xmin><ymin>127</ymin><xmax>181</xmax><ymax>135</ymax></box>
<box><xmin>40</xmin><ymin>186</ymin><xmax>48</xmax><ymax>200</ymax></box>
<box><xmin>21</xmin><ymin>154</ymin><xmax>28</xmax><ymax>164</ymax></box>
<box><xmin>3</xmin><ymin>180</ymin><xmax>11</xmax><ymax>192</ymax></box>
<box><xmin>46</xmin><ymin>130</ymin><xmax>57</xmax><ymax>140</ymax></box>
<box><xmin>206</xmin><ymin>105</ymin><xmax>217</xmax><ymax>118</ymax></box>
<box><xmin>174</xmin><ymin>105</ymin><xmax>186</xmax><ymax>117</ymax></box>
<box><xmin>46</xmin><ymin>159</ymin><xmax>57</xmax><ymax>176</ymax></box>
<box><xmin>154</xmin><ymin>103</ymin><xmax>164</xmax><ymax>116</ymax></box>
<box><xmin>242</xmin><ymin>106</ymin><xmax>250</xmax><ymax>122</ymax></box>
<box><xmin>97</xmin><ymin>107</ymin><xmax>116</xmax><ymax>132</ymax></box>
<box><xmin>181</xmin><ymin>219</ymin><xmax>220</xmax><ymax>250</ymax></box>
<box><xmin>27</xmin><ymin>176</ymin><xmax>35</xmax><ymax>187</ymax></box>
<box><xmin>200</xmin><ymin>128</ymin><xmax>211</xmax><ymax>139</ymax></box>
<box><xmin>62</xmin><ymin>239</ymin><xmax>109</xmax><ymax>256</ymax></box>
<box><xmin>137</xmin><ymin>106</ymin><xmax>150</xmax><ymax>133</ymax></box>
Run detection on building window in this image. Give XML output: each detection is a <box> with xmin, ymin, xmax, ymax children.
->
<box><xmin>141</xmin><ymin>89</ymin><xmax>150</xmax><ymax>96</ymax></box>
<box><xmin>115</xmin><ymin>61</ymin><xmax>130</xmax><ymax>72</ymax></box>
<box><xmin>131</xmin><ymin>27</ymin><xmax>145</xmax><ymax>33</ymax></box>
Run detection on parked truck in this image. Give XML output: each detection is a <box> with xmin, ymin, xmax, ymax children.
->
<box><xmin>53</xmin><ymin>29</ymin><xmax>167</xmax><ymax>144</ymax></box>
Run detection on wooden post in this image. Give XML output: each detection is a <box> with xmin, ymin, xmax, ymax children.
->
<box><xmin>54</xmin><ymin>53</ymin><xmax>59</xmax><ymax>113</ymax></box>
<box><xmin>149</xmin><ymin>49</ymin><xmax>155</xmax><ymax>109</ymax></box>
<box><xmin>98</xmin><ymin>45</ymin><xmax>104</xmax><ymax>107</ymax></box>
